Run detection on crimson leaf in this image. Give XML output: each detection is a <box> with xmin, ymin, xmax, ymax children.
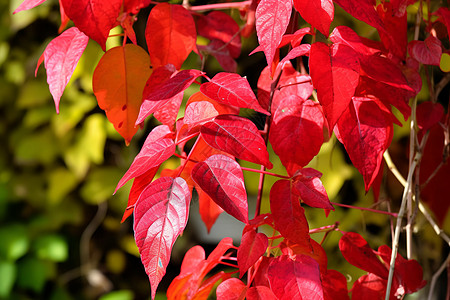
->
<box><xmin>114</xmin><ymin>125</ymin><xmax>175</xmax><ymax>193</ymax></box>
<box><xmin>309</xmin><ymin>42</ymin><xmax>360</xmax><ymax>131</ymax></box>
<box><xmin>191</xmin><ymin>154</ymin><xmax>249</xmax><ymax>223</ymax></box>
<box><xmin>200</xmin><ymin>72</ymin><xmax>269</xmax><ymax>115</ymax></box>
<box><xmin>237</xmin><ymin>230</ymin><xmax>268</xmax><ymax>277</ymax></box>
<box><xmin>201</xmin><ymin>115</ymin><xmax>273</xmax><ymax>169</ymax></box>
<box><xmin>133</xmin><ymin>176</ymin><xmax>191</xmax><ymax>300</ymax></box>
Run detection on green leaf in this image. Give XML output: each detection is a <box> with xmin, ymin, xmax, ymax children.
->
<box><xmin>16</xmin><ymin>257</ymin><xmax>51</xmax><ymax>293</ymax></box>
<box><xmin>0</xmin><ymin>260</ymin><xmax>16</xmax><ymax>298</ymax></box>
<box><xmin>98</xmin><ymin>290</ymin><xmax>134</xmax><ymax>300</ymax></box>
<box><xmin>33</xmin><ymin>234</ymin><xmax>68</xmax><ymax>262</ymax></box>
<box><xmin>81</xmin><ymin>167</ymin><xmax>123</xmax><ymax>204</ymax></box>
<box><xmin>0</xmin><ymin>224</ymin><xmax>29</xmax><ymax>261</ymax></box>
<box><xmin>440</xmin><ymin>53</ymin><xmax>450</xmax><ymax>73</ymax></box>
<box><xmin>47</xmin><ymin>168</ymin><xmax>78</xmax><ymax>205</ymax></box>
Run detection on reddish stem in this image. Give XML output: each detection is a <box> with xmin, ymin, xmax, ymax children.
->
<box><xmin>309</xmin><ymin>222</ymin><xmax>340</xmax><ymax>234</ymax></box>
<box><xmin>218</xmin><ymin>261</ymin><xmax>239</xmax><ymax>269</ymax></box>
<box><xmin>331</xmin><ymin>202</ymin><xmax>399</xmax><ymax>217</ymax></box>
<box><xmin>176</xmin><ymin>137</ymin><xmax>201</xmax><ymax>177</ymax></box>
<box><xmin>176</xmin><ymin>132</ymin><xmax>199</xmax><ymax>146</ymax></box>
<box><xmin>241</xmin><ymin>167</ymin><xmax>290</xmax><ymax>179</ymax></box>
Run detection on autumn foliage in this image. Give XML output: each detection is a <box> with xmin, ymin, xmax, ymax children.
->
<box><xmin>14</xmin><ymin>0</ymin><xmax>450</xmax><ymax>299</ymax></box>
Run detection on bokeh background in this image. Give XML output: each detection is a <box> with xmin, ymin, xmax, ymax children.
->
<box><xmin>1</xmin><ymin>0</ymin><xmax>449</xmax><ymax>299</ymax></box>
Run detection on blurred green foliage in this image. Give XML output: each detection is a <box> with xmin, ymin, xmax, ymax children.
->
<box><xmin>2</xmin><ymin>0</ymin><xmax>448</xmax><ymax>299</ymax></box>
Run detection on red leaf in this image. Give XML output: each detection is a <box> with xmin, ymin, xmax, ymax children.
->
<box><xmin>419</xmin><ymin>125</ymin><xmax>450</xmax><ymax>224</ymax></box>
<box><xmin>280</xmin><ymin>239</ymin><xmax>328</xmax><ymax>274</ymax></box>
<box><xmin>237</xmin><ymin>230</ymin><xmax>268</xmax><ymax>277</ymax></box>
<box><xmin>321</xmin><ymin>270</ymin><xmax>350</xmax><ymax>300</ymax></box>
<box><xmin>359</xmin><ymin>55</ymin><xmax>412</xmax><ymax>92</ymax></box>
<box><xmin>153</xmin><ymin>92</ymin><xmax>183</xmax><ymax>127</ymax></box>
<box><xmin>416</xmin><ymin>101</ymin><xmax>445</xmax><ymax>131</ymax></box>
<box><xmin>216</xmin><ymin>278</ymin><xmax>247</xmax><ymax>300</ymax></box>
<box><xmin>339</xmin><ymin>232</ymin><xmax>389</xmax><ymax>279</ymax></box>
<box><xmin>269</xmin><ymin>96</ymin><xmax>324</xmax><ymax>175</ymax></box>
<box><xmin>246</xmin><ymin>286</ymin><xmax>278</xmax><ymax>300</ymax></box>
<box><xmin>333</xmin><ymin>0</ymin><xmax>384</xmax><ymax>31</ymax></box>
<box><xmin>293</xmin><ymin>0</ymin><xmax>334</xmax><ymax>36</ymax></box>
<box><xmin>292</xmin><ymin>168</ymin><xmax>333</xmax><ymax>210</ymax></box>
<box><xmin>40</xmin><ymin>27</ymin><xmax>88</xmax><ymax>114</ymax></box>
<box><xmin>408</xmin><ymin>36</ymin><xmax>442</xmax><ymax>66</ymax></box>
<box><xmin>309</xmin><ymin>42</ymin><xmax>360</xmax><ymax>131</ymax></box>
<box><xmin>197</xmin><ymin>11</ymin><xmax>242</xmax><ymax>59</ymax></box>
<box><xmin>258</xmin><ymin>62</ymin><xmax>313</xmax><ymax>112</ymax></box>
<box><xmin>351</xmin><ymin>273</ymin><xmax>388</xmax><ymax>300</ymax></box>
<box><xmin>13</xmin><ymin>0</ymin><xmax>47</xmax><ymax>13</ymax></box>
<box><xmin>184</xmin><ymin>101</ymin><xmax>219</xmax><ymax>131</ymax></box>
<box><xmin>278</xmin><ymin>44</ymin><xmax>311</xmax><ymax>67</ymax></box>
<box><xmin>114</xmin><ymin>125</ymin><xmax>175</xmax><ymax>193</ymax></box>
<box><xmin>137</xmin><ymin>69</ymin><xmax>204</xmax><ymax>125</ymax></box>
<box><xmin>121</xmin><ymin>167</ymin><xmax>158</xmax><ymax>223</ymax></box>
<box><xmin>330</xmin><ymin>26</ymin><xmax>384</xmax><ymax>56</ymax></box>
<box><xmin>268</xmin><ymin>255</ymin><xmax>324</xmax><ymax>299</ymax></box>
<box><xmin>201</xmin><ymin>115</ymin><xmax>273</xmax><ymax>168</ymax></box>
<box><xmin>93</xmin><ymin>44</ymin><xmax>152</xmax><ymax>144</ymax></box>
<box><xmin>198</xmin><ymin>39</ymin><xmax>237</xmax><ymax>73</ymax></box>
<box><xmin>270</xmin><ymin>180</ymin><xmax>311</xmax><ymax>248</ymax></box>
<box><xmin>191</xmin><ymin>154</ymin><xmax>249</xmax><ymax>223</ymax></box>
<box><xmin>377</xmin><ymin>245</ymin><xmax>426</xmax><ymax>295</ymax></box>
<box><xmin>334</xmin><ymin>97</ymin><xmax>394</xmax><ymax>191</ymax></box>
<box><xmin>436</xmin><ymin>7</ymin><xmax>450</xmax><ymax>39</ymax></box>
<box><xmin>60</xmin><ymin>0</ymin><xmax>122</xmax><ymax>51</ymax></box>
<box><xmin>133</xmin><ymin>177</ymin><xmax>191</xmax><ymax>300</ymax></box>
<box><xmin>200</xmin><ymin>72</ymin><xmax>269</xmax><ymax>115</ymax></box>
<box><xmin>168</xmin><ymin>238</ymin><xmax>234</xmax><ymax>299</ymax></box>
<box><xmin>145</xmin><ymin>3</ymin><xmax>196</xmax><ymax>69</ymax></box>
<box><xmin>377</xmin><ymin>2</ymin><xmax>407</xmax><ymax>60</ymax></box>
<box><xmin>197</xmin><ymin>186</ymin><xmax>223</xmax><ymax>233</ymax></box>
<box><xmin>255</xmin><ymin>0</ymin><xmax>292</xmax><ymax>67</ymax></box>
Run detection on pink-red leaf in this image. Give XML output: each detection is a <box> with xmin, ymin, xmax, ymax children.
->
<box><xmin>309</xmin><ymin>42</ymin><xmax>360</xmax><ymax>131</ymax></box>
<box><xmin>114</xmin><ymin>125</ymin><xmax>175</xmax><ymax>193</ymax></box>
<box><xmin>197</xmin><ymin>186</ymin><xmax>223</xmax><ymax>233</ymax></box>
<box><xmin>330</xmin><ymin>26</ymin><xmax>384</xmax><ymax>56</ymax></box>
<box><xmin>201</xmin><ymin>115</ymin><xmax>273</xmax><ymax>168</ymax></box>
<box><xmin>198</xmin><ymin>39</ymin><xmax>237</xmax><ymax>73</ymax></box>
<box><xmin>153</xmin><ymin>92</ymin><xmax>183</xmax><ymax>127</ymax></box>
<box><xmin>93</xmin><ymin>44</ymin><xmax>152</xmax><ymax>144</ymax></box>
<box><xmin>270</xmin><ymin>180</ymin><xmax>310</xmax><ymax>248</ymax></box>
<box><xmin>351</xmin><ymin>273</ymin><xmax>389</xmax><ymax>300</ymax></box>
<box><xmin>322</xmin><ymin>270</ymin><xmax>350</xmax><ymax>300</ymax></box>
<box><xmin>192</xmin><ymin>154</ymin><xmax>248</xmax><ymax>223</ymax></box>
<box><xmin>237</xmin><ymin>230</ymin><xmax>268</xmax><ymax>277</ymax></box>
<box><xmin>255</xmin><ymin>0</ymin><xmax>292</xmax><ymax>67</ymax></box>
<box><xmin>200</xmin><ymin>72</ymin><xmax>268</xmax><ymax>115</ymax></box>
<box><xmin>408</xmin><ymin>36</ymin><xmax>442</xmax><ymax>66</ymax></box>
<box><xmin>293</xmin><ymin>0</ymin><xmax>334</xmax><ymax>36</ymax></box>
<box><xmin>137</xmin><ymin>69</ymin><xmax>204</xmax><ymax>125</ymax></box>
<box><xmin>246</xmin><ymin>286</ymin><xmax>278</xmax><ymax>300</ymax></box>
<box><xmin>13</xmin><ymin>0</ymin><xmax>47</xmax><ymax>13</ymax></box>
<box><xmin>334</xmin><ymin>97</ymin><xmax>394</xmax><ymax>191</ymax></box>
<box><xmin>121</xmin><ymin>167</ymin><xmax>158</xmax><ymax>223</ymax></box>
<box><xmin>60</xmin><ymin>0</ymin><xmax>122</xmax><ymax>51</ymax></box>
<box><xmin>41</xmin><ymin>27</ymin><xmax>88</xmax><ymax>114</ymax></box>
<box><xmin>269</xmin><ymin>96</ymin><xmax>324</xmax><ymax>175</ymax></box>
<box><xmin>216</xmin><ymin>278</ymin><xmax>247</xmax><ymax>300</ymax></box>
<box><xmin>184</xmin><ymin>101</ymin><xmax>219</xmax><ymax>131</ymax></box>
<box><xmin>339</xmin><ymin>232</ymin><xmax>389</xmax><ymax>279</ymax></box>
<box><xmin>333</xmin><ymin>0</ymin><xmax>384</xmax><ymax>31</ymax></box>
<box><xmin>268</xmin><ymin>255</ymin><xmax>324</xmax><ymax>299</ymax></box>
<box><xmin>416</xmin><ymin>101</ymin><xmax>444</xmax><ymax>131</ymax></box>
<box><xmin>145</xmin><ymin>3</ymin><xmax>196</xmax><ymax>69</ymax></box>
<box><xmin>133</xmin><ymin>177</ymin><xmax>191</xmax><ymax>300</ymax></box>
<box><xmin>197</xmin><ymin>11</ymin><xmax>242</xmax><ymax>59</ymax></box>
<box><xmin>377</xmin><ymin>245</ymin><xmax>426</xmax><ymax>295</ymax></box>
<box><xmin>292</xmin><ymin>168</ymin><xmax>333</xmax><ymax>210</ymax></box>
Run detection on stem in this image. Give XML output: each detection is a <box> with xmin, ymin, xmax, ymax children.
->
<box><xmin>309</xmin><ymin>222</ymin><xmax>340</xmax><ymax>234</ymax></box>
<box><xmin>331</xmin><ymin>202</ymin><xmax>399</xmax><ymax>217</ymax></box>
<box><xmin>428</xmin><ymin>253</ymin><xmax>450</xmax><ymax>300</ymax></box>
<box><xmin>241</xmin><ymin>167</ymin><xmax>290</xmax><ymax>179</ymax></box>
<box><xmin>176</xmin><ymin>137</ymin><xmax>201</xmax><ymax>177</ymax></box>
<box><xmin>176</xmin><ymin>132</ymin><xmax>200</xmax><ymax>146</ymax></box>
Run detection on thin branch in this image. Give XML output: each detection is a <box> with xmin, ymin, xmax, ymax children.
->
<box><xmin>241</xmin><ymin>167</ymin><xmax>290</xmax><ymax>179</ymax></box>
<box><xmin>428</xmin><ymin>253</ymin><xmax>450</xmax><ymax>300</ymax></box>
<box><xmin>331</xmin><ymin>202</ymin><xmax>399</xmax><ymax>217</ymax></box>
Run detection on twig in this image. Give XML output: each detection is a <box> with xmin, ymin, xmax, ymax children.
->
<box><xmin>428</xmin><ymin>253</ymin><xmax>450</xmax><ymax>300</ymax></box>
